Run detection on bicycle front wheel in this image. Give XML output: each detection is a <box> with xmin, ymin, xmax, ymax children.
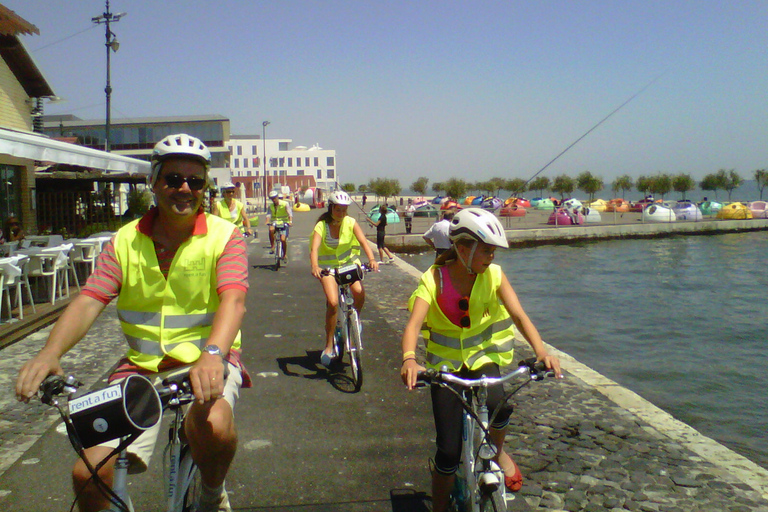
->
<box><xmin>480</xmin><ymin>489</ymin><xmax>506</xmax><ymax>512</ymax></box>
<box><xmin>346</xmin><ymin>308</ymin><xmax>363</xmax><ymax>391</ymax></box>
<box><xmin>180</xmin><ymin>445</ymin><xmax>202</xmax><ymax>512</ymax></box>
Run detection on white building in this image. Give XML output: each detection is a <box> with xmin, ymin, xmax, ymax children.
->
<box><xmin>226</xmin><ymin>135</ymin><xmax>338</xmax><ymax>192</ymax></box>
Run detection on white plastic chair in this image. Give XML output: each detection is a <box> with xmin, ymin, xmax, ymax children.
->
<box><xmin>27</xmin><ymin>252</ymin><xmax>59</xmax><ymax>305</ymax></box>
<box><xmin>42</xmin><ymin>243</ymin><xmax>79</xmax><ymax>300</ymax></box>
<box><xmin>71</xmin><ymin>240</ymin><xmax>99</xmax><ymax>280</ymax></box>
<box><xmin>0</xmin><ymin>256</ymin><xmax>35</xmax><ymax>320</ymax></box>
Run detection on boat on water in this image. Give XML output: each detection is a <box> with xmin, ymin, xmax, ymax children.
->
<box><xmin>672</xmin><ymin>200</ymin><xmax>703</xmax><ymax>221</ymax></box>
<box><xmin>716</xmin><ymin>202</ymin><xmax>753</xmax><ymax>220</ymax></box>
<box><xmin>747</xmin><ymin>201</ymin><xmax>768</xmax><ymax>219</ymax></box>
<box><xmin>699</xmin><ymin>200</ymin><xmax>723</xmax><ymax>215</ymax></box>
<box><xmin>643</xmin><ymin>204</ymin><xmax>676</xmax><ymax>222</ymax></box>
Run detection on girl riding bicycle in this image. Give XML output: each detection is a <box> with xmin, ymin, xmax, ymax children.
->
<box><xmin>400</xmin><ymin>208</ymin><xmax>562</xmax><ymax>512</ymax></box>
<box><xmin>310</xmin><ymin>191</ymin><xmax>379</xmax><ymax>367</ymax></box>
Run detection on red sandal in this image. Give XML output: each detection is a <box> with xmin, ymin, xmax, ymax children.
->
<box><xmin>504</xmin><ymin>460</ymin><xmax>523</xmax><ymax>492</ymax></box>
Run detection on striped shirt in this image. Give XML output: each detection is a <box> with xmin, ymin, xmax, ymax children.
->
<box><xmin>82</xmin><ymin>207</ymin><xmax>248</xmax><ymax>304</ymax></box>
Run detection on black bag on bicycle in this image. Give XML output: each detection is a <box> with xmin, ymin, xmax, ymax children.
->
<box><xmin>334</xmin><ymin>263</ymin><xmax>363</xmax><ymax>285</ymax></box>
<box><xmin>69</xmin><ymin>374</ymin><xmax>162</xmax><ymax>448</ymax></box>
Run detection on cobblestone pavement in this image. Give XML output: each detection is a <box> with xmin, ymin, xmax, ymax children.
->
<box><xmin>365</xmin><ymin>258</ymin><xmax>768</xmax><ymax>512</ymax></box>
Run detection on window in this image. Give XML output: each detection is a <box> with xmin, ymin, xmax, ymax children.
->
<box><xmin>279</xmin><ymin>142</ymin><xmax>288</xmax><ymax>151</ymax></box>
<box><xmin>296</xmin><ymin>170</ymin><xmax>304</xmax><ymax>176</ymax></box>
<box><xmin>305</xmin><ymin>157</ymin><xmax>310</xmax><ymax>166</ymax></box>
<box><xmin>253</xmin><ymin>157</ymin><xmax>260</xmax><ymax>167</ymax></box>
<box><xmin>270</xmin><ymin>158</ymin><xmax>278</xmax><ymax>167</ymax></box>
<box><xmin>327</xmin><ymin>169</ymin><xmax>335</xmax><ymax>179</ymax></box>
<box><xmin>314</xmin><ymin>157</ymin><xmax>319</xmax><ymax>166</ymax></box>
<box><xmin>327</xmin><ymin>156</ymin><xmax>335</xmax><ymax>166</ymax></box>
<box><xmin>236</xmin><ymin>146</ymin><xmax>242</xmax><ymax>156</ymax></box>
<box><xmin>243</xmin><ymin>159</ymin><xmax>248</xmax><ymax>168</ymax></box>
<box><xmin>280</xmin><ymin>170</ymin><xmax>287</xmax><ymax>177</ymax></box>
<box><xmin>254</xmin><ymin>171</ymin><xmax>259</xmax><ymax>178</ymax></box>
<box><xmin>279</xmin><ymin>157</ymin><xmax>285</xmax><ymax>166</ymax></box>
<box><xmin>252</xmin><ymin>145</ymin><xmax>258</xmax><ymax>155</ymax></box>
<box><xmin>233</xmin><ymin>159</ymin><xmax>239</xmax><ymax>168</ymax></box>
<box><xmin>317</xmin><ymin>169</ymin><xmax>322</xmax><ymax>179</ymax></box>
<box><xmin>288</xmin><ymin>158</ymin><xmax>292</xmax><ymax>167</ymax></box>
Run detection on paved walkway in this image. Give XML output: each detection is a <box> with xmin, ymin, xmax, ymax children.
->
<box><xmin>0</xmin><ymin>211</ymin><xmax>767</xmax><ymax>511</ymax></box>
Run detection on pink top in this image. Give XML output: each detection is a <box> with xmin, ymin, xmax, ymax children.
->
<box><xmin>436</xmin><ymin>265</ymin><xmax>466</xmax><ymax>327</ymax></box>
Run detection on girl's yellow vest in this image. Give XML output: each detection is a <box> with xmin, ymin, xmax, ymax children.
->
<box><xmin>269</xmin><ymin>200</ymin><xmax>290</xmax><ymax>222</ymax></box>
<box><xmin>313</xmin><ymin>216</ymin><xmax>361</xmax><ymax>267</ymax></box>
<box><xmin>408</xmin><ymin>264</ymin><xmax>516</xmax><ymax>371</ymax></box>
<box><xmin>114</xmin><ymin>213</ymin><xmax>242</xmax><ymax>372</ymax></box>
<box><xmin>216</xmin><ymin>198</ymin><xmax>245</xmax><ymax>229</ymax></box>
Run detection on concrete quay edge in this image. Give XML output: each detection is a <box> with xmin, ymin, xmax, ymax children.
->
<box><xmin>383</xmin><ymin>217</ymin><xmax>768</xmax><ymax>251</ymax></box>
<box><xmin>390</xmin><ymin>250</ymin><xmax>768</xmax><ymax>501</ymax></box>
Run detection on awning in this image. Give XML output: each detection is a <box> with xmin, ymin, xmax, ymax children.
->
<box><xmin>0</xmin><ymin>127</ymin><xmax>150</xmax><ymax>175</ymax></box>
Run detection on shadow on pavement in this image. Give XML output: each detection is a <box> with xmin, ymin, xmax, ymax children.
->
<box><xmin>275</xmin><ymin>350</ymin><xmax>360</xmax><ymax>394</ymax></box>
<box><xmin>390</xmin><ymin>489</ymin><xmax>431</xmax><ymax>512</ymax></box>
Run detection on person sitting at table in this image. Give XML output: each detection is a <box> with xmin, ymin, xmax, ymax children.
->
<box><xmin>5</xmin><ymin>217</ymin><xmax>25</xmax><ymax>243</ymax></box>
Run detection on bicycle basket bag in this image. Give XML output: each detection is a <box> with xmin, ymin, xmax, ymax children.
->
<box><xmin>335</xmin><ymin>263</ymin><xmax>363</xmax><ymax>285</ymax></box>
<box><xmin>69</xmin><ymin>374</ymin><xmax>162</xmax><ymax>449</ymax></box>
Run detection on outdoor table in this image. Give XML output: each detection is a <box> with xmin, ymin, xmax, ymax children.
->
<box><xmin>0</xmin><ymin>241</ymin><xmax>18</xmax><ymax>257</ymax></box>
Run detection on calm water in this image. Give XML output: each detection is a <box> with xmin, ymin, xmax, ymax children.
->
<box><xmin>402</xmin><ymin>232</ymin><xmax>768</xmax><ymax>469</ymax></box>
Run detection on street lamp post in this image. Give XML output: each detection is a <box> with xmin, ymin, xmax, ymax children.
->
<box><xmin>92</xmin><ymin>1</ymin><xmax>126</xmax><ymax>152</ymax></box>
<box><xmin>262</xmin><ymin>120</ymin><xmax>270</xmax><ymax>212</ymax></box>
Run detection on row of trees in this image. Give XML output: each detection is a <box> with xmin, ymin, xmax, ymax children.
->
<box><xmin>341</xmin><ymin>168</ymin><xmax>768</xmax><ymax>204</ymax></box>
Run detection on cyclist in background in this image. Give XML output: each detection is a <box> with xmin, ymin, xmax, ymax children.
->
<box><xmin>309</xmin><ymin>190</ymin><xmax>378</xmax><ymax>367</ymax></box>
<box><xmin>399</xmin><ymin>208</ymin><xmax>562</xmax><ymax>512</ymax></box>
<box><xmin>212</xmin><ymin>181</ymin><xmax>253</xmax><ymax>237</ymax></box>
<box><xmin>266</xmin><ymin>190</ymin><xmax>293</xmax><ymax>261</ymax></box>
<box><xmin>15</xmin><ymin>134</ymin><xmax>249</xmax><ymax>512</ymax></box>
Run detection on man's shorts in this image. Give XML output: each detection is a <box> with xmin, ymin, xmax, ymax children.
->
<box><xmin>102</xmin><ymin>363</ymin><xmax>243</xmax><ymax>474</ymax></box>
<box><xmin>272</xmin><ymin>223</ymin><xmax>290</xmax><ymax>238</ymax></box>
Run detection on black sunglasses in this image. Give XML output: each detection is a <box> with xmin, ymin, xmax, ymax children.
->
<box><xmin>458</xmin><ymin>297</ymin><xmax>470</xmax><ymax>328</ymax></box>
<box><xmin>163</xmin><ymin>173</ymin><xmax>207</xmax><ymax>191</ymax></box>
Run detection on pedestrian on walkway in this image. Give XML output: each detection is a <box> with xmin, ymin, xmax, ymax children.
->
<box><xmin>212</xmin><ymin>181</ymin><xmax>253</xmax><ymax>237</ymax></box>
<box><xmin>309</xmin><ymin>190</ymin><xmax>378</xmax><ymax>367</ymax></box>
<box><xmin>15</xmin><ymin>134</ymin><xmax>249</xmax><ymax>512</ymax></box>
<box><xmin>400</xmin><ymin>208</ymin><xmax>562</xmax><ymax>512</ymax></box>
<box><xmin>367</xmin><ymin>205</ymin><xmax>396</xmax><ymax>264</ymax></box>
<box><xmin>422</xmin><ymin>209</ymin><xmax>454</xmax><ymax>260</ymax></box>
<box><xmin>362</xmin><ymin>193</ymin><xmax>367</xmax><ymax>207</ymax></box>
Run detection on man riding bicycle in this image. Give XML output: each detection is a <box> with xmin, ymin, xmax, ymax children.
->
<box><xmin>267</xmin><ymin>190</ymin><xmax>292</xmax><ymax>263</ymax></box>
<box><xmin>15</xmin><ymin>134</ymin><xmax>250</xmax><ymax>512</ymax></box>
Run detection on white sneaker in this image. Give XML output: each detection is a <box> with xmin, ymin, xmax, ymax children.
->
<box><xmin>196</xmin><ymin>487</ymin><xmax>231</xmax><ymax>512</ymax></box>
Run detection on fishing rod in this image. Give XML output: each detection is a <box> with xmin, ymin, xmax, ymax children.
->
<box><xmin>523</xmin><ymin>72</ymin><xmax>666</xmax><ymax>189</ymax></box>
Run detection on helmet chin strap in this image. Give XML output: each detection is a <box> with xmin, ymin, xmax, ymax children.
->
<box><xmin>454</xmin><ymin>240</ymin><xmax>478</xmax><ymax>275</ymax></box>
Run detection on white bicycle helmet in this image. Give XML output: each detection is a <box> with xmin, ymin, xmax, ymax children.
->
<box><xmin>450</xmin><ymin>208</ymin><xmax>508</xmax><ymax>248</ymax></box>
<box><xmin>222</xmin><ymin>181</ymin><xmax>236</xmax><ymax>189</ymax></box>
<box><xmin>328</xmin><ymin>190</ymin><xmax>352</xmax><ymax>206</ymax></box>
<box><xmin>268</xmin><ymin>190</ymin><xmax>279</xmax><ymax>199</ymax></box>
<box><xmin>150</xmin><ymin>134</ymin><xmax>211</xmax><ymax>187</ymax></box>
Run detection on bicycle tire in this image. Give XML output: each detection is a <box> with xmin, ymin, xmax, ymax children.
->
<box><xmin>180</xmin><ymin>445</ymin><xmax>202</xmax><ymax>512</ymax></box>
<box><xmin>274</xmin><ymin>240</ymin><xmax>282</xmax><ymax>269</ymax></box>
<box><xmin>479</xmin><ymin>489</ymin><xmax>506</xmax><ymax>512</ymax></box>
<box><xmin>346</xmin><ymin>308</ymin><xmax>363</xmax><ymax>390</ymax></box>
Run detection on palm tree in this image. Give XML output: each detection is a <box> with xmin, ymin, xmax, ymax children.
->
<box><xmin>552</xmin><ymin>174</ymin><xmax>575</xmax><ymax>201</ymax></box>
<box><xmin>576</xmin><ymin>171</ymin><xmax>604</xmax><ymax>202</ymax></box>
<box><xmin>672</xmin><ymin>174</ymin><xmax>696</xmax><ymax>200</ymax></box>
<box><xmin>612</xmin><ymin>175</ymin><xmax>634</xmax><ymax>199</ymax></box>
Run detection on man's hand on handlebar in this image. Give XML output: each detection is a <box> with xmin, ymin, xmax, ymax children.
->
<box><xmin>15</xmin><ymin>350</ymin><xmax>63</xmax><ymax>403</ymax></box>
<box><xmin>189</xmin><ymin>352</ymin><xmax>226</xmax><ymax>404</ymax></box>
<box><xmin>538</xmin><ymin>354</ymin><xmax>563</xmax><ymax>379</ymax></box>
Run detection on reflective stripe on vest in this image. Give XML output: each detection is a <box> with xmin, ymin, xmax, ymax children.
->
<box><xmin>314</xmin><ymin>216</ymin><xmax>361</xmax><ymax>267</ymax></box>
<box><xmin>114</xmin><ymin>213</ymin><xmax>242</xmax><ymax>372</ymax></box>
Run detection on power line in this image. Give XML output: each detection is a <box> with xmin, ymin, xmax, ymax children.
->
<box><xmin>29</xmin><ymin>25</ymin><xmax>98</xmax><ymax>53</ymax></box>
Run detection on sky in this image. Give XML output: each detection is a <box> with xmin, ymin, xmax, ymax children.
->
<box><xmin>6</xmin><ymin>1</ymin><xmax>768</xmax><ymax>187</ymax></box>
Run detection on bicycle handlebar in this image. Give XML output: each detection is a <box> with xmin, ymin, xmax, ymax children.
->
<box><xmin>320</xmin><ymin>263</ymin><xmax>375</xmax><ymax>277</ymax></box>
<box><xmin>416</xmin><ymin>358</ymin><xmax>554</xmax><ymax>388</ymax></box>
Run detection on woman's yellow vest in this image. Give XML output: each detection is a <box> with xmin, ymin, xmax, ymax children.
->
<box><xmin>216</xmin><ymin>198</ymin><xmax>245</xmax><ymax>229</ymax></box>
<box><xmin>313</xmin><ymin>216</ymin><xmax>361</xmax><ymax>267</ymax></box>
<box><xmin>269</xmin><ymin>200</ymin><xmax>290</xmax><ymax>222</ymax></box>
<box><xmin>409</xmin><ymin>264</ymin><xmax>516</xmax><ymax>371</ymax></box>
<box><xmin>114</xmin><ymin>213</ymin><xmax>242</xmax><ymax>372</ymax></box>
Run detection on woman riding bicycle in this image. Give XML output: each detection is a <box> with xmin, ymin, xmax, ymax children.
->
<box><xmin>400</xmin><ymin>208</ymin><xmax>562</xmax><ymax>512</ymax></box>
<box><xmin>310</xmin><ymin>190</ymin><xmax>379</xmax><ymax>367</ymax></box>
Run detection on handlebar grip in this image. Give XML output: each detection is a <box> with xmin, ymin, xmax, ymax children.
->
<box><xmin>519</xmin><ymin>357</ymin><xmax>555</xmax><ymax>379</ymax></box>
<box><xmin>39</xmin><ymin>375</ymin><xmax>80</xmax><ymax>405</ymax></box>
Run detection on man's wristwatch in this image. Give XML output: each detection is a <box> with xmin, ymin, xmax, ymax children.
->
<box><xmin>203</xmin><ymin>345</ymin><xmax>224</xmax><ymax>358</ymax></box>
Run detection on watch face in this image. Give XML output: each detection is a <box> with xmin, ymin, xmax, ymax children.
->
<box><xmin>205</xmin><ymin>345</ymin><xmax>222</xmax><ymax>356</ymax></box>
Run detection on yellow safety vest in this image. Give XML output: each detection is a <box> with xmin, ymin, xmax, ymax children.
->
<box><xmin>313</xmin><ymin>216</ymin><xmax>361</xmax><ymax>268</ymax></box>
<box><xmin>408</xmin><ymin>264</ymin><xmax>516</xmax><ymax>371</ymax></box>
<box><xmin>216</xmin><ymin>198</ymin><xmax>245</xmax><ymax>229</ymax></box>
<box><xmin>114</xmin><ymin>213</ymin><xmax>242</xmax><ymax>372</ymax></box>
<box><xmin>269</xmin><ymin>200</ymin><xmax>290</xmax><ymax>222</ymax></box>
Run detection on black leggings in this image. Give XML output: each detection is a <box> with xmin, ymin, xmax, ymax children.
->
<box><xmin>430</xmin><ymin>363</ymin><xmax>513</xmax><ymax>476</ymax></box>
